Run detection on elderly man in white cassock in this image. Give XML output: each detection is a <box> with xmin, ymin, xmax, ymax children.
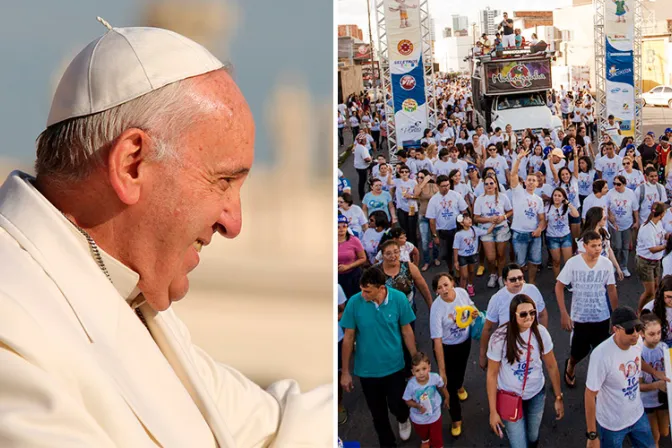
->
<box><xmin>0</xmin><ymin>19</ymin><xmax>331</xmax><ymax>448</ymax></box>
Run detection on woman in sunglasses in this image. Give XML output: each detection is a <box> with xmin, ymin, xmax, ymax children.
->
<box><xmin>414</xmin><ymin>169</ymin><xmax>441</xmax><ymax>272</ymax></box>
<box><xmin>483</xmin><ymin>144</ymin><xmax>510</xmax><ymax>188</ymax></box>
<box><xmin>605</xmin><ymin>175</ymin><xmax>639</xmax><ymax>279</ymax></box>
<box><xmin>486</xmin><ymin>294</ymin><xmax>564</xmax><ymax>448</ymax></box>
<box><xmin>621</xmin><ymin>155</ymin><xmax>645</xmax><ymax>192</ymax></box>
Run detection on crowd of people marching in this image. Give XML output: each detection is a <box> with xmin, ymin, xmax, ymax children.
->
<box><xmin>337</xmin><ymin>77</ymin><xmax>672</xmax><ymax>448</ymax></box>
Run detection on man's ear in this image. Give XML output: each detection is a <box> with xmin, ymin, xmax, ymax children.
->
<box><xmin>107</xmin><ymin>128</ymin><xmax>152</xmax><ymax>205</ymax></box>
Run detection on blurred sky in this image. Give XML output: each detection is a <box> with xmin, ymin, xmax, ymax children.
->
<box><xmin>0</xmin><ymin>0</ymin><xmax>332</xmax><ymax>167</ymax></box>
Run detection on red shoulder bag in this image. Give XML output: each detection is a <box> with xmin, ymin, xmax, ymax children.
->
<box><xmin>496</xmin><ymin>330</ymin><xmax>533</xmax><ymax>422</ymax></box>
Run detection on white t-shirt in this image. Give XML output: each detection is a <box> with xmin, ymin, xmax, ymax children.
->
<box><xmin>375</xmin><ymin>241</ymin><xmax>415</xmax><ymax>264</ymax></box>
<box><xmin>635</xmin><ymin>183</ymin><xmax>668</xmax><ymax>223</ymax></box>
<box><xmin>485</xmin><ymin>283</ymin><xmax>546</xmax><ymax>325</ymax></box>
<box><xmin>453</xmin><ymin>227</ymin><xmax>488</xmax><ymax>257</ymax></box>
<box><xmin>425</xmin><ymin>191</ymin><xmax>468</xmax><ymax>231</ymax></box>
<box><xmin>349</xmin><ymin>115</ymin><xmax>359</xmax><ymax>127</ymax></box>
<box><xmin>543</xmin><ymin>159</ymin><xmax>566</xmax><ymax>185</ymax></box>
<box><xmin>636</xmin><ymin>220</ymin><xmax>666</xmax><ymax>261</ymax></box>
<box><xmin>528</xmin><ymin>155</ymin><xmax>544</xmax><ymax>174</ymax></box>
<box><xmin>643</xmin><ymin>300</ymin><xmax>672</xmax><ymax>346</ymax></box>
<box><xmin>578</xmin><ymin>170</ymin><xmax>597</xmax><ymax>197</ymax></box>
<box><xmin>586</xmin><ymin>336</ymin><xmax>644</xmax><ymax>431</ymax></box>
<box><xmin>663</xmin><ymin>208</ymin><xmax>672</xmax><ymax>235</ymax></box>
<box><xmin>487</xmin><ymin>325</ymin><xmax>554</xmax><ymax>400</ymax></box>
<box><xmin>556</xmin><ymin>254</ymin><xmax>615</xmax><ymax>323</ymax></box>
<box><xmin>433</xmin><ymin>159</ymin><xmax>453</xmax><ymax>177</ymax></box>
<box><xmin>353</xmin><ymin>144</ymin><xmax>371</xmax><ymax>170</ymax></box>
<box><xmin>558</xmin><ymin>178</ymin><xmax>580</xmax><ymax>208</ymax></box>
<box><xmin>534</xmin><ymin>183</ymin><xmax>554</xmax><ymax>201</ymax></box>
<box><xmin>582</xmin><ymin>193</ymin><xmax>608</xmax><ymax>220</ymax></box>
<box><xmin>394</xmin><ymin>178</ymin><xmax>418</xmax><ymax>212</ymax></box>
<box><xmin>429</xmin><ymin>290</ymin><xmax>474</xmax><ymax>345</ymax></box>
<box><xmin>339</xmin><ymin>205</ymin><xmax>368</xmax><ymax>238</ymax></box>
<box><xmin>338</xmin><ymin>285</ymin><xmax>347</xmax><ymax>342</ymax></box>
<box><xmin>622</xmin><ymin>169</ymin><xmax>645</xmax><ymax>192</ymax></box>
<box><xmin>606</xmin><ymin>188</ymin><xmax>639</xmax><ymax>231</ymax></box>
<box><xmin>640</xmin><ymin>342</ymin><xmax>667</xmax><ymax>409</ymax></box>
<box><xmin>474</xmin><ymin>193</ymin><xmax>513</xmax><ymax>231</ymax></box>
<box><xmin>443</xmin><ymin>159</ymin><xmax>468</xmax><ymax>180</ymax></box>
<box><xmin>511</xmin><ymin>185</ymin><xmax>544</xmax><ymax>233</ymax></box>
<box><xmin>402</xmin><ymin>373</ymin><xmax>444</xmax><ymax>425</ymax></box>
<box><xmin>484</xmin><ymin>155</ymin><xmax>510</xmax><ymax>186</ymax></box>
<box><xmin>545</xmin><ymin>204</ymin><xmax>572</xmax><ymax>238</ymax></box>
<box><xmin>361</xmin><ymin>228</ymin><xmax>385</xmax><ymax>263</ymax></box>
<box><xmin>595</xmin><ymin>155</ymin><xmax>623</xmax><ymax>188</ymax></box>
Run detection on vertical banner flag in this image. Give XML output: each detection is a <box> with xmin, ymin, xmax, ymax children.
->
<box><xmin>383</xmin><ymin>0</ymin><xmax>426</xmax><ymax>148</ymax></box>
<box><xmin>605</xmin><ymin>0</ymin><xmax>635</xmax><ymax>137</ymax></box>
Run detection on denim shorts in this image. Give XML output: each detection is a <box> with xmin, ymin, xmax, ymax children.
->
<box><xmin>512</xmin><ymin>230</ymin><xmax>542</xmax><ymax>266</ymax></box>
<box><xmin>480</xmin><ymin>225</ymin><xmax>511</xmax><ymax>243</ymax></box>
<box><xmin>546</xmin><ymin>233</ymin><xmax>573</xmax><ymax>250</ymax></box>
<box><xmin>458</xmin><ymin>254</ymin><xmax>479</xmax><ymax>267</ymax></box>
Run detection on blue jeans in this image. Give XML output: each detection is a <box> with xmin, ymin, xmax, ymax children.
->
<box><xmin>418</xmin><ymin>214</ymin><xmax>439</xmax><ymax>264</ymax></box>
<box><xmin>502</xmin><ymin>389</ymin><xmax>545</xmax><ymax>448</ymax></box>
<box><xmin>512</xmin><ymin>230</ymin><xmax>542</xmax><ymax>266</ymax></box>
<box><xmin>598</xmin><ymin>412</ymin><xmax>655</xmax><ymax>448</ymax></box>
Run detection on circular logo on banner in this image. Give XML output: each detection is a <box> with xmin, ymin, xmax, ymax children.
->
<box><xmin>509</xmin><ymin>64</ymin><xmax>531</xmax><ymax>89</ymax></box>
<box><xmin>402</xmin><ymin>98</ymin><xmax>418</xmax><ymax>113</ymax></box>
<box><xmin>357</xmin><ymin>45</ymin><xmax>368</xmax><ymax>56</ymax></box>
<box><xmin>400</xmin><ymin>75</ymin><xmax>416</xmax><ymax>90</ymax></box>
<box><xmin>398</xmin><ymin>39</ymin><xmax>414</xmax><ymax>56</ymax></box>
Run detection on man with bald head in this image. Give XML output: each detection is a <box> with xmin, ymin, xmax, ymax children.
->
<box><xmin>0</xmin><ymin>21</ymin><xmax>331</xmax><ymax>447</ymax></box>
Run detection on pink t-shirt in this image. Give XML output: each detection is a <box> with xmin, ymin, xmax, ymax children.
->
<box><xmin>338</xmin><ymin>237</ymin><xmax>364</xmax><ymax>269</ymax></box>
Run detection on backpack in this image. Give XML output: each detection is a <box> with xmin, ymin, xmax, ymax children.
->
<box><xmin>639</xmin><ymin>183</ymin><xmax>664</xmax><ymax>206</ymax></box>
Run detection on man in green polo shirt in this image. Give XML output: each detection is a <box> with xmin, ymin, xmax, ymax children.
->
<box><xmin>340</xmin><ymin>267</ymin><xmax>417</xmax><ymax>447</ymax></box>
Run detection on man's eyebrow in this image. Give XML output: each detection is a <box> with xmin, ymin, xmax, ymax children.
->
<box><xmin>214</xmin><ymin>167</ymin><xmax>250</xmax><ymax>177</ymax></box>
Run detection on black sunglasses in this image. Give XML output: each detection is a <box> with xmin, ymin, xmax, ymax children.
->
<box><xmin>613</xmin><ymin>182</ymin><xmax>623</xmax><ymax>187</ymax></box>
<box><xmin>507</xmin><ymin>275</ymin><xmax>524</xmax><ymax>283</ymax></box>
<box><xmin>619</xmin><ymin>325</ymin><xmax>643</xmax><ymax>335</ymax></box>
<box><xmin>516</xmin><ymin>310</ymin><xmax>537</xmax><ymax>319</ymax></box>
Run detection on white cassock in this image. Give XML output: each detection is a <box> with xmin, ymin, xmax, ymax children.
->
<box><xmin>0</xmin><ymin>171</ymin><xmax>332</xmax><ymax>447</ymax></box>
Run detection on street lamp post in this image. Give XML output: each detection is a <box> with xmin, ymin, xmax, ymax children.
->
<box><xmin>366</xmin><ymin>0</ymin><xmax>377</xmax><ymax>88</ymax></box>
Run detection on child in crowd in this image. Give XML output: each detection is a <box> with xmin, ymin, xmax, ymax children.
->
<box><xmin>638</xmin><ymin>312</ymin><xmax>670</xmax><ymax>446</ymax></box>
<box><xmin>402</xmin><ymin>352</ymin><xmax>449</xmax><ymax>448</ymax></box>
<box><xmin>453</xmin><ymin>212</ymin><xmax>495</xmax><ymax>296</ymax></box>
<box><xmin>375</xmin><ymin>227</ymin><xmax>419</xmax><ymax>265</ymax></box>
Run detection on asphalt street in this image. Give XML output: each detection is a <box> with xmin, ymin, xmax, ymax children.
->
<box><xmin>338</xmin><ymin>106</ymin><xmax>672</xmax><ymax>447</ymax></box>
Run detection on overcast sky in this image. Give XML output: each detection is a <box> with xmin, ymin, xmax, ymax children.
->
<box><xmin>338</xmin><ymin>0</ymin><xmax>572</xmax><ymax>42</ymax></box>
<box><xmin>0</xmin><ymin>0</ymin><xmax>331</xmax><ymax>166</ymax></box>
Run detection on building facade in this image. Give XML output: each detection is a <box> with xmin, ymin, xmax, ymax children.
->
<box><xmin>480</xmin><ymin>8</ymin><xmax>501</xmax><ymax>36</ymax></box>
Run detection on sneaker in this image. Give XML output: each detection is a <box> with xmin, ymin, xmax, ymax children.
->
<box><xmin>487</xmin><ymin>274</ymin><xmax>498</xmax><ymax>288</ymax></box>
<box><xmin>457</xmin><ymin>387</ymin><xmax>469</xmax><ymax>401</ymax></box>
<box><xmin>467</xmin><ymin>284</ymin><xmax>475</xmax><ymax>297</ymax></box>
<box><xmin>476</xmin><ymin>264</ymin><xmax>485</xmax><ymax>276</ymax></box>
<box><xmin>498</xmin><ymin>276</ymin><xmax>504</xmax><ymax>288</ymax></box>
<box><xmin>399</xmin><ymin>420</ymin><xmax>412</xmax><ymax>441</ymax></box>
<box><xmin>623</xmin><ymin>268</ymin><xmax>631</xmax><ymax>278</ymax></box>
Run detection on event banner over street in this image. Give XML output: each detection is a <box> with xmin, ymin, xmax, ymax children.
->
<box><xmin>605</xmin><ymin>0</ymin><xmax>635</xmax><ymax>136</ymax></box>
<box><xmin>383</xmin><ymin>0</ymin><xmax>426</xmax><ymax>148</ymax></box>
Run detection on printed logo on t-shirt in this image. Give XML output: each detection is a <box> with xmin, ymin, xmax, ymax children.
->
<box><xmin>462</xmin><ymin>236</ymin><xmax>476</xmax><ymax>255</ymax></box>
<box><xmin>612</xmin><ymin>199</ymin><xmax>629</xmax><ymax>218</ymax></box>
<box><xmin>440</xmin><ymin>198</ymin><xmax>454</xmax><ymax>220</ymax></box>
<box><xmin>366</xmin><ymin>198</ymin><xmax>387</xmax><ymax>210</ymax></box>
<box><xmin>619</xmin><ymin>357</ymin><xmax>641</xmax><ymax>401</ymax></box>
<box><xmin>447</xmin><ymin>311</ymin><xmax>469</xmax><ymax>338</ymax></box>
<box><xmin>513</xmin><ymin>346</ymin><xmax>534</xmax><ymax>382</ymax></box>
<box><xmin>524</xmin><ymin>199</ymin><xmax>538</xmax><ymax>220</ymax></box>
<box><xmin>485</xmin><ymin>201</ymin><xmax>500</xmax><ymax>217</ymax></box>
<box><xmin>604</xmin><ymin>162</ymin><xmax>617</xmax><ymax>178</ymax></box>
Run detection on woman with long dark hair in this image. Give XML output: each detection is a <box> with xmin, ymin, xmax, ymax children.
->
<box><xmin>486</xmin><ymin>294</ymin><xmax>564</xmax><ymax>447</ymax></box>
<box><xmin>546</xmin><ymin>188</ymin><xmax>579</xmax><ymax>277</ymax></box>
<box><xmin>642</xmin><ymin>275</ymin><xmax>672</xmax><ymax>347</ymax></box>
<box><xmin>636</xmin><ymin>202</ymin><xmax>668</xmax><ymax>311</ymax></box>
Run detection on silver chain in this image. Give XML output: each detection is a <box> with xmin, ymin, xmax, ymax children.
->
<box><xmin>63</xmin><ymin>213</ymin><xmax>148</xmax><ymax>329</ymax></box>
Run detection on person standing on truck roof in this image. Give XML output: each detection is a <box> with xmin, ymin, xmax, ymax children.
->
<box><xmin>499</xmin><ymin>12</ymin><xmax>515</xmax><ymax>48</ymax></box>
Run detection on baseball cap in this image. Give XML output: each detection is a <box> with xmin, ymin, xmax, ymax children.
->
<box><xmin>338</xmin><ymin>215</ymin><xmax>349</xmax><ymax>225</ymax></box>
<box><xmin>626</xmin><ymin>143</ymin><xmax>635</xmax><ymax>150</ymax></box>
<box><xmin>647</xmin><ymin>131</ymin><xmax>656</xmax><ymax>136</ymax></box>
<box><xmin>551</xmin><ymin>148</ymin><xmax>566</xmax><ymax>159</ymax></box>
<box><xmin>466</xmin><ymin>163</ymin><xmax>478</xmax><ymax>172</ymax></box>
<box><xmin>611</xmin><ymin>306</ymin><xmax>642</xmax><ymax>330</ymax></box>
<box><xmin>666</xmin><ymin>128</ymin><xmax>672</xmax><ymax>134</ymax></box>
<box><xmin>47</xmin><ymin>17</ymin><xmax>224</xmax><ymax>127</ymax></box>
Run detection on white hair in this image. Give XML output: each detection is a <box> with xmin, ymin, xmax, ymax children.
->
<box><xmin>35</xmin><ymin>71</ymin><xmax>222</xmax><ymax>181</ymax></box>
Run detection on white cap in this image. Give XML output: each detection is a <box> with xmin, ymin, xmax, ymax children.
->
<box><xmin>47</xmin><ymin>17</ymin><xmax>224</xmax><ymax>127</ymax></box>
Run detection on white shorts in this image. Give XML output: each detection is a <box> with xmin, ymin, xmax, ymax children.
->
<box><xmin>502</xmin><ymin>34</ymin><xmax>515</xmax><ymax>48</ymax></box>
